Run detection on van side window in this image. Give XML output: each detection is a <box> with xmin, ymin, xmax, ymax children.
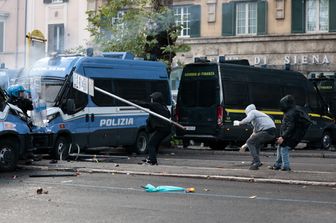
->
<box><xmin>114</xmin><ymin>79</ymin><xmax>147</xmax><ymax>106</ymax></box>
<box><xmin>150</xmin><ymin>81</ymin><xmax>171</xmax><ymax>105</ymax></box>
<box><xmin>222</xmin><ymin>81</ymin><xmax>249</xmax><ymax>107</ymax></box>
<box><xmin>92</xmin><ymin>79</ymin><xmax>115</xmax><ymax>106</ymax></box>
<box><xmin>249</xmin><ymin>83</ymin><xmax>282</xmax><ymax>108</ymax></box>
<box><xmin>92</xmin><ymin>78</ymin><xmax>171</xmax><ymax>106</ymax></box>
<box><xmin>65</xmin><ymin>87</ymin><xmax>88</xmax><ymax>112</ymax></box>
<box><xmin>283</xmin><ymin>86</ymin><xmax>306</xmax><ymax>106</ymax></box>
<box><xmin>115</xmin><ymin>79</ymin><xmax>170</xmax><ymax>106</ymax></box>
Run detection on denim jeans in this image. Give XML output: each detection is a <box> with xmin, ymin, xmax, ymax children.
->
<box><xmin>275</xmin><ymin>145</ymin><xmax>290</xmax><ymax>169</ymax></box>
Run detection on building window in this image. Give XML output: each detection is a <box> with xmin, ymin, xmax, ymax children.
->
<box><xmin>44</xmin><ymin>0</ymin><xmax>68</xmax><ymax>3</ymax></box>
<box><xmin>222</xmin><ymin>1</ymin><xmax>266</xmax><ymax>36</ymax></box>
<box><xmin>306</xmin><ymin>0</ymin><xmax>329</xmax><ymax>32</ymax></box>
<box><xmin>48</xmin><ymin>24</ymin><xmax>64</xmax><ymax>53</ymax></box>
<box><xmin>174</xmin><ymin>6</ymin><xmax>190</xmax><ymax>37</ymax></box>
<box><xmin>0</xmin><ymin>21</ymin><xmax>4</xmax><ymax>52</ymax></box>
<box><xmin>174</xmin><ymin>5</ymin><xmax>201</xmax><ymax>37</ymax></box>
<box><xmin>236</xmin><ymin>2</ymin><xmax>257</xmax><ymax>35</ymax></box>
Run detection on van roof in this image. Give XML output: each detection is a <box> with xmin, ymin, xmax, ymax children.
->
<box><xmin>28</xmin><ymin>55</ymin><xmax>168</xmax><ymax>80</ymax></box>
<box><xmin>185</xmin><ymin>62</ymin><xmax>305</xmax><ymax>80</ymax></box>
<box><xmin>28</xmin><ymin>56</ymin><xmax>80</xmax><ymax>80</ymax></box>
<box><xmin>76</xmin><ymin>57</ymin><xmax>168</xmax><ymax>79</ymax></box>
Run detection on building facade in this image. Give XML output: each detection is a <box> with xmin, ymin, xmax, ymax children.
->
<box><xmin>0</xmin><ymin>0</ymin><xmax>26</xmax><ymax>69</ymax></box>
<box><xmin>172</xmin><ymin>0</ymin><xmax>336</xmax><ymax>76</ymax></box>
<box><xmin>25</xmin><ymin>0</ymin><xmax>105</xmax><ymax>66</ymax></box>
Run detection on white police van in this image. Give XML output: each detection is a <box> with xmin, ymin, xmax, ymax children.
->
<box><xmin>25</xmin><ymin>52</ymin><xmax>172</xmax><ymax>159</ymax></box>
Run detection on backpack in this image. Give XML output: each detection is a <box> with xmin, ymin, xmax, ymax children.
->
<box><xmin>295</xmin><ymin>108</ymin><xmax>313</xmax><ymax>139</ymax></box>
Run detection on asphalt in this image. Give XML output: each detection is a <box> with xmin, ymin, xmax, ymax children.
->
<box><xmin>19</xmin><ymin>147</ymin><xmax>336</xmax><ymax>187</ymax></box>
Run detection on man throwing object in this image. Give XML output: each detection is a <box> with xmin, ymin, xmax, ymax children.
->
<box><xmin>234</xmin><ymin>104</ymin><xmax>276</xmax><ymax>170</ymax></box>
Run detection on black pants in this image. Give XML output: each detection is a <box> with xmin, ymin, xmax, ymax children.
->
<box><xmin>147</xmin><ymin>129</ymin><xmax>171</xmax><ymax>162</ymax></box>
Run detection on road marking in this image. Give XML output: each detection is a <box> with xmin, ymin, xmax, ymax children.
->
<box><xmin>25</xmin><ymin>180</ymin><xmax>336</xmax><ymax>205</ymax></box>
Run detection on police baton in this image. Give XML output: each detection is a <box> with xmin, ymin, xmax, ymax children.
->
<box><xmin>94</xmin><ymin>87</ymin><xmax>186</xmax><ymax>130</ymax></box>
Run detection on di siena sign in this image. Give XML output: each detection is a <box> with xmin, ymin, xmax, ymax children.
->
<box><xmin>251</xmin><ymin>54</ymin><xmax>331</xmax><ymax>66</ymax></box>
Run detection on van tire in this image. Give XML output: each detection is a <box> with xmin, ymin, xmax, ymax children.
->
<box><xmin>127</xmin><ymin>131</ymin><xmax>148</xmax><ymax>154</ymax></box>
<box><xmin>320</xmin><ymin>131</ymin><xmax>332</xmax><ymax>150</ymax></box>
<box><xmin>52</xmin><ymin>136</ymin><xmax>71</xmax><ymax>160</ymax></box>
<box><xmin>0</xmin><ymin>139</ymin><xmax>19</xmax><ymax>171</ymax></box>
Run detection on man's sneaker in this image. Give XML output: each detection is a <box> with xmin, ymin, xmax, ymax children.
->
<box><xmin>268</xmin><ymin>165</ymin><xmax>281</xmax><ymax>170</ymax></box>
<box><xmin>143</xmin><ymin>159</ymin><xmax>158</xmax><ymax>166</ymax></box>
<box><xmin>249</xmin><ymin>164</ymin><xmax>259</xmax><ymax>170</ymax></box>
<box><xmin>251</xmin><ymin>162</ymin><xmax>263</xmax><ymax>167</ymax></box>
<box><xmin>281</xmin><ymin>167</ymin><xmax>291</xmax><ymax>171</ymax></box>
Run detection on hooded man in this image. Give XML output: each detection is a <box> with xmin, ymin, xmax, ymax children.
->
<box><xmin>270</xmin><ymin>95</ymin><xmax>301</xmax><ymax>171</ymax></box>
<box><xmin>133</xmin><ymin>92</ymin><xmax>171</xmax><ymax>165</ymax></box>
<box><xmin>233</xmin><ymin>104</ymin><xmax>276</xmax><ymax>170</ymax></box>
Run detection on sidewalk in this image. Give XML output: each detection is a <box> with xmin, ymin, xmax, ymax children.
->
<box><xmin>20</xmin><ymin>150</ymin><xmax>336</xmax><ymax>187</ymax></box>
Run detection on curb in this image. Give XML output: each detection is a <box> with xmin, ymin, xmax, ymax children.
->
<box><xmin>162</xmin><ymin>148</ymin><xmax>336</xmax><ymax>159</ymax></box>
<box><xmin>19</xmin><ymin>165</ymin><xmax>336</xmax><ymax>187</ymax></box>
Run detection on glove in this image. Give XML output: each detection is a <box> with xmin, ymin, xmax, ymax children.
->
<box><xmin>233</xmin><ymin>120</ymin><xmax>240</xmax><ymax>126</ymax></box>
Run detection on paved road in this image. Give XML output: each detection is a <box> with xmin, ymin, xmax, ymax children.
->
<box><xmin>1</xmin><ymin>170</ymin><xmax>335</xmax><ymax>223</ymax></box>
<box><xmin>18</xmin><ymin>147</ymin><xmax>336</xmax><ymax>186</ymax></box>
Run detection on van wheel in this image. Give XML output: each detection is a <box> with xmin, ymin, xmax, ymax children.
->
<box><xmin>128</xmin><ymin>131</ymin><xmax>148</xmax><ymax>154</ymax></box>
<box><xmin>320</xmin><ymin>131</ymin><xmax>332</xmax><ymax>150</ymax></box>
<box><xmin>0</xmin><ymin>139</ymin><xmax>19</xmax><ymax>171</ymax></box>
<box><xmin>52</xmin><ymin>136</ymin><xmax>71</xmax><ymax>160</ymax></box>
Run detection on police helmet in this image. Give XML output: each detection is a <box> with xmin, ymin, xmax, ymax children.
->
<box><xmin>7</xmin><ymin>85</ymin><xmax>25</xmax><ymax>98</ymax></box>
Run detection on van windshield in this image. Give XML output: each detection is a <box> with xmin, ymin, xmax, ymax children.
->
<box><xmin>178</xmin><ymin>64</ymin><xmax>218</xmax><ymax>107</ymax></box>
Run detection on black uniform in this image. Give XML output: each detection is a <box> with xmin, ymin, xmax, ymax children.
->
<box><xmin>8</xmin><ymin>97</ymin><xmax>33</xmax><ymax>116</ymax></box>
<box><xmin>134</xmin><ymin>92</ymin><xmax>171</xmax><ymax>165</ymax></box>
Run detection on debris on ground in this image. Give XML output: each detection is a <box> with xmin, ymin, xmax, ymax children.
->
<box><xmin>36</xmin><ymin>187</ymin><xmax>49</xmax><ymax>195</ymax></box>
<box><xmin>143</xmin><ymin>184</ymin><xmax>195</xmax><ymax>193</ymax></box>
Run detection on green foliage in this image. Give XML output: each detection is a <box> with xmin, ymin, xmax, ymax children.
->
<box><xmin>63</xmin><ymin>45</ymin><xmax>86</xmax><ymax>55</ymax></box>
<box><xmin>86</xmin><ymin>0</ymin><xmax>189</xmax><ymax>68</ymax></box>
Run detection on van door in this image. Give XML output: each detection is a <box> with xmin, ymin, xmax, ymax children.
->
<box><xmin>177</xmin><ymin>64</ymin><xmax>220</xmax><ymax>135</ymax></box>
<box><xmin>86</xmin><ymin>78</ymin><xmax>121</xmax><ymax>148</ymax></box>
<box><xmin>60</xmin><ymin>86</ymin><xmax>90</xmax><ymax>148</ymax></box>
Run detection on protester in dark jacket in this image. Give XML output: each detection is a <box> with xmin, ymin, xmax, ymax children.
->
<box><xmin>270</xmin><ymin>95</ymin><xmax>300</xmax><ymax>171</ymax></box>
<box><xmin>134</xmin><ymin>92</ymin><xmax>171</xmax><ymax>165</ymax></box>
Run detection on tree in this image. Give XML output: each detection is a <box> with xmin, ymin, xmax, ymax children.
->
<box><xmin>87</xmin><ymin>0</ymin><xmax>189</xmax><ymax>70</ymax></box>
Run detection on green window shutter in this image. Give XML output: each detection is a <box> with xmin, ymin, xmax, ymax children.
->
<box><xmin>257</xmin><ymin>1</ymin><xmax>267</xmax><ymax>35</ymax></box>
<box><xmin>329</xmin><ymin>0</ymin><xmax>336</xmax><ymax>32</ymax></box>
<box><xmin>291</xmin><ymin>0</ymin><xmax>305</xmax><ymax>33</ymax></box>
<box><xmin>189</xmin><ymin>5</ymin><xmax>201</xmax><ymax>37</ymax></box>
<box><xmin>222</xmin><ymin>2</ymin><xmax>235</xmax><ymax>36</ymax></box>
